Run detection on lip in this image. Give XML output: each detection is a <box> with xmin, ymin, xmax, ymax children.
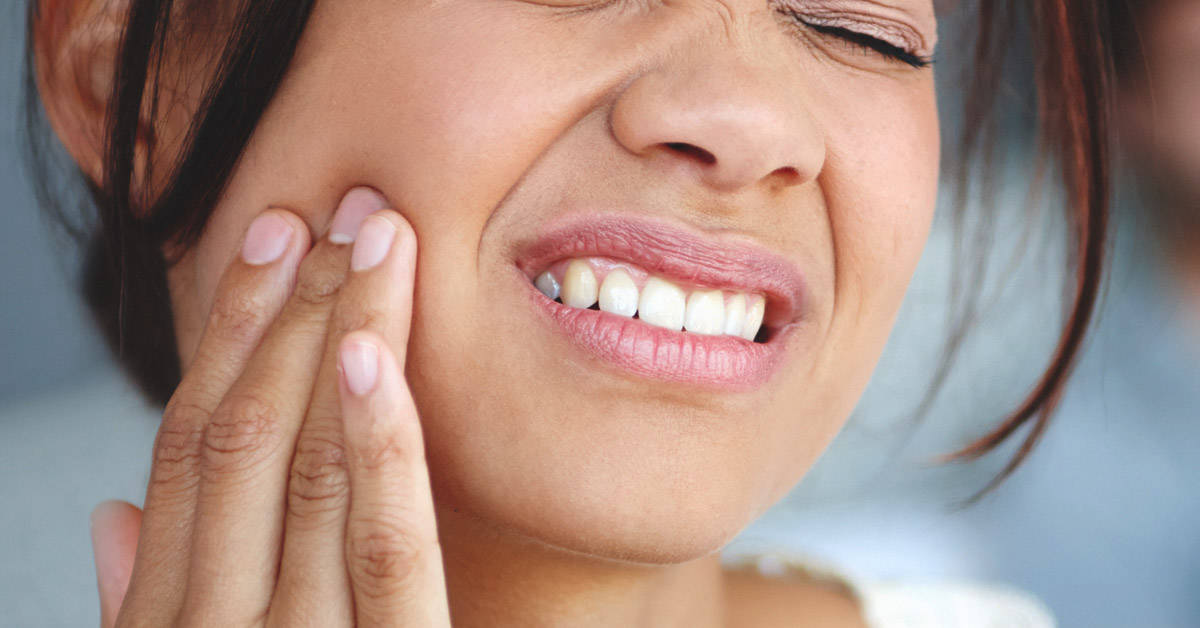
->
<box><xmin>513</xmin><ymin>213</ymin><xmax>808</xmax><ymax>390</ymax></box>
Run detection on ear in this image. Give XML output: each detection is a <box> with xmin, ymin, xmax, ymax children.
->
<box><xmin>32</xmin><ymin>0</ymin><xmax>137</xmax><ymax>186</ymax></box>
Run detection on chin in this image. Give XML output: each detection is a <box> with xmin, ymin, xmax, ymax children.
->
<box><xmin>414</xmin><ymin>367</ymin><xmax>790</xmax><ymax>566</ymax></box>
<box><xmin>429</xmin><ymin>447</ymin><xmax>771</xmax><ymax>566</ymax></box>
<box><xmin>401</xmin><ymin>212</ymin><xmax>842</xmax><ymax>567</ymax></box>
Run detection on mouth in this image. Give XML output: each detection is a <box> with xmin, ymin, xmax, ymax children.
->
<box><xmin>514</xmin><ymin>214</ymin><xmax>807</xmax><ymax>390</ymax></box>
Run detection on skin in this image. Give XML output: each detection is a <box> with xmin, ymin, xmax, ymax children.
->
<box><xmin>36</xmin><ymin>0</ymin><xmax>939</xmax><ymax>625</ymax></box>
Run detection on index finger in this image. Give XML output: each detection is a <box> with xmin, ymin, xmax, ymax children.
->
<box><xmin>339</xmin><ymin>330</ymin><xmax>451</xmax><ymax>628</ymax></box>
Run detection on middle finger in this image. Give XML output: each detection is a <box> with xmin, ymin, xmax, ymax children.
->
<box><xmin>270</xmin><ymin>207</ymin><xmax>418</xmax><ymax>626</ymax></box>
<box><xmin>178</xmin><ymin>188</ymin><xmax>387</xmax><ymax>623</ymax></box>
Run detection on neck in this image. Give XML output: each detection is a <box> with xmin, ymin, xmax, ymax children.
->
<box><xmin>434</xmin><ymin>506</ymin><xmax>729</xmax><ymax>628</ymax></box>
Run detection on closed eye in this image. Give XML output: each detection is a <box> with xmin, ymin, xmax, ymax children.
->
<box><xmin>785</xmin><ymin>11</ymin><xmax>933</xmax><ymax>69</ymax></box>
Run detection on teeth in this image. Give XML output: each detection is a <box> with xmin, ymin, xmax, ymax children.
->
<box><xmin>742</xmin><ymin>295</ymin><xmax>765</xmax><ymax>341</ymax></box>
<box><xmin>723</xmin><ymin>293</ymin><xmax>747</xmax><ymax>336</ymax></box>
<box><xmin>598</xmin><ymin>268</ymin><xmax>639</xmax><ymax>317</ymax></box>
<box><xmin>535</xmin><ymin>272</ymin><xmax>560</xmax><ymax>300</ymax></box>
<box><xmin>537</xmin><ymin>259</ymin><xmax>769</xmax><ymax>341</ymax></box>
<box><xmin>684</xmin><ymin>289</ymin><xmax>725</xmax><ymax>335</ymax></box>
<box><xmin>561</xmin><ymin>260</ymin><xmax>598</xmax><ymax>309</ymax></box>
<box><xmin>638</xmin><ymin>277</ymin><xmax>686</xmax><ymax>331</ymax></box>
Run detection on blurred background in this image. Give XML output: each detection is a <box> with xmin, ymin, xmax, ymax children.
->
<box><xmin>2</xmin><ymin>1</ymin><xmax>1198</xmax><ymax>626</ymax></box>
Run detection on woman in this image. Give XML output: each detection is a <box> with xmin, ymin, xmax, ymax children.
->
<box><xmin>24</xmin><ymin>0</ymin><xmax>1110</xmax><ymax>625</ymax></box>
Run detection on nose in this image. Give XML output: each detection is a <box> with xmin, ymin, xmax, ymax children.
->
<box><xmin>610</xmin><ymin>39</ymin><xmax>825</xmax><ymax>195</ymax></box>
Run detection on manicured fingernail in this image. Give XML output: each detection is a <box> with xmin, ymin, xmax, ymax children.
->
<box><xmin>241</xmin><ymin>212</ymin><xmax>293</xmax><ymax>265</ymax></box>
<box><xmin>329</xmin><ymin>187</ymin><xmax>388</xmax><ymax>244</ymax></box>
<box><xmin>340</xmin><ymin>338</ymin><xmax>379</xmax><ymax>396</ymax></box>
<box><xmin>351</xmin><ymin>216</ymin><xmax>397</xmax><ymax>271</ymax></box>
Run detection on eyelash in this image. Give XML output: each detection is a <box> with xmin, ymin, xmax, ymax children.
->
<box><xmin>781</xmin><ymin>10</ymin><xmax>933</xmax><ymax>69</ymax></box>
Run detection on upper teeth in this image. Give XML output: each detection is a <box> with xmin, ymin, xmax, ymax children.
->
<box><xmin>599</xmin><ymin>268</ymin><xmax>639</xmax><ymax>317</ymax></box>
<box><xmin>561</xmin><ymin>260</ymin><xmax>599</xmax><ymax>309</ymax></box>
<box><xmin>535</xmin><ymin>259</ymin><xmax>766</xmax><ymax>341</ymax></box>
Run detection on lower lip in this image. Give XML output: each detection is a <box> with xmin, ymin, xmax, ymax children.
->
<box><xmin>521</xmin><ymin>274</ymin><xmax>791</xmax><ymax>391</ymax></box>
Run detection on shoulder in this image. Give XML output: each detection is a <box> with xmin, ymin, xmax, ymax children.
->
<box><xmin>722</xmin><ymin>552</ymin><xmax>1056</xmax><ymax>628</ymax></box>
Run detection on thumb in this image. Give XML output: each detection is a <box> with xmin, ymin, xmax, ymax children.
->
<box><xmin>89</xmin><ymin>500</ymin><xmax>142</xmax><ymax>628</ymax></box>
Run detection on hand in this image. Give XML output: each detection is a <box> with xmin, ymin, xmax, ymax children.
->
<box><xmin>87</xmin><ymin>188</ymin><xmax>451</xmax><ymax>627</ymax></box>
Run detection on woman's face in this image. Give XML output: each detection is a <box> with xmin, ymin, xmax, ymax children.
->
<box><xmin>167</xmin><ymin>0</ymin><xmax>939</xmax><ymax>562</ymax></box>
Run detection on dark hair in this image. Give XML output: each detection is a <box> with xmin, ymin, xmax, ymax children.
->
<box><xmin>937</xmin><ymin>1</ymin><xmax>1113</xmax><ymax>497</ymax></box>
<box><xmin>1106</xmin><ymin>0</ymin><xmax>1156</xmax><ymax>80</ymax></box>
<box><xmin>23</xmin><ymin>0</ymin><xmax>1114</xmax><ymax>493</ymax></box>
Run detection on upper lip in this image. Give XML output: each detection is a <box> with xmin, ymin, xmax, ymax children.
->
<box><xmin>514</xmin><ymin>213</ymin><xmax>807</xmax><ymax>328</ymax></box>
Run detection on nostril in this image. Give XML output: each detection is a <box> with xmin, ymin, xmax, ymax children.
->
<box><xmin>769</xmin><ymin>165</ymin><xmax>803</xmax><ymax>186</ymax></box>
<box><xmin>664</xmin><ymin>142</ymin><xmax>717</xmax><ymax>166</ymax></box>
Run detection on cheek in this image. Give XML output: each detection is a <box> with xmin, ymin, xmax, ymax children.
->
<box><xmin>828</xmin><ymin>80</ymin><xmax>939</xmax><ymax>322</ymax></box>
<box><xmin>836</xmin><ymin>100</ymin><xmax>939</xmax><ymax>292</ymax></box>
<box><xmin>171</xmin><ymin>2</ymin><xmax>600</xmax><ymax>364</ymax></box>
<box><xmin>769</xmin><ymin>81</ymin><xmax>939</xmax><ymax>475</ymax></box>
<box><xmin>168</xmin><ymin>215</ymin><xmax>253</xmax><ymax>369</ymax></box>
<box><xmin>274</xmin><ymin>1</ymin><xmax>627</xmax><ymax>233</ymax></box>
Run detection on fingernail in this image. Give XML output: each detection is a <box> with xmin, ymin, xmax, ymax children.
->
<box><xmin>351</xmin><ymin>216</ymin><xmax>397</xmax><ymax>271</ymax></box>
<box><xmin>328</xmin><ymin>187</ymin><xmax>388</xmax><ymax>245</ymax></box>
<box><xmin>340</xmin><ymin>338</ymin><xmax>379</xmax><ymax>396</ymax></box>
<box><xmin>241</xmin><ymin>212</ymin><xmax>293</xmax><ymax>265</ymax></box>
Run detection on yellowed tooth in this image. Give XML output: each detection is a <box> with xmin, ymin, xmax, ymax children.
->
<box><xmin>723</xmin><ymin>293</ymin><xmax>747</xmax><ymax>336</ymax></box>
<box><xmin>599</xmin><ymin>268</ymin><xmax>639</xmax><ymax>317</ymax></box>
<box><xmin>561</xmin><ymin>260</ymin><xmax>598</xmax><ymax>309</ymax></box>
<box><xmin>684</xmin><ymin>289</ymin><xmax>725</xmax><ymax>335</ymax></box>
<box><xmin>741</xmin><ymin>294</ymin><xmax>765</xmax><ymax>341</ymax></box>
<box><xmin>638</xmin><ymin>277</ymin><xmax>686</xmax><ymax>330</ymax></box>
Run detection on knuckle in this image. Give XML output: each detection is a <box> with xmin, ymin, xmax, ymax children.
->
<box><xmin>287</xmin><ymin>433</ymin><xmax>350</xmax><ymax>519</ymax></box>
<box><xmin>346</xmin><ymin>519</ymin><xmax>432</xmax><ymax>594</ymax></box>
<box><xmin>199</xmin><ymin>392</ymin><xmax>282</xmax><ymax>476</ymax></box>
<box><xmin>292</xmin><ymin>252</ymin><xmax>347</xmax><ymax>308</ymax></box>
<box><xmin>332</xmin><ymin>296</ymin><xmax>387</xmax><ymax>336</ymax></box>
<box><xmin>161</xmin><ymin>395</ymin><xmax>211</xmax><ymax>435</ymax></box>
<box><xmin>149</xmin><ymin>404</ymin><xmax>207</xmax><ymax>492</ymax></box>
<box><xmin>353</xmin><ymin>432</ymin><xmax>416</xmax><ymax>473</ymax></box>
<box><xmin>207</xmin><ymin>284</ymin><xmax>273</xmax><ymax>346</ymax></box>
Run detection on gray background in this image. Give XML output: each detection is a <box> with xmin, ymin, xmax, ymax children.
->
<box><xmin>0</xmin><ymin>1</ymin><xmax>109</xmax><ymax>402</ymax></box>
<box><xmin>3</xmin><ymin>3</ymin><xmax>1198</xmax><ymax>627</ymax></box>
